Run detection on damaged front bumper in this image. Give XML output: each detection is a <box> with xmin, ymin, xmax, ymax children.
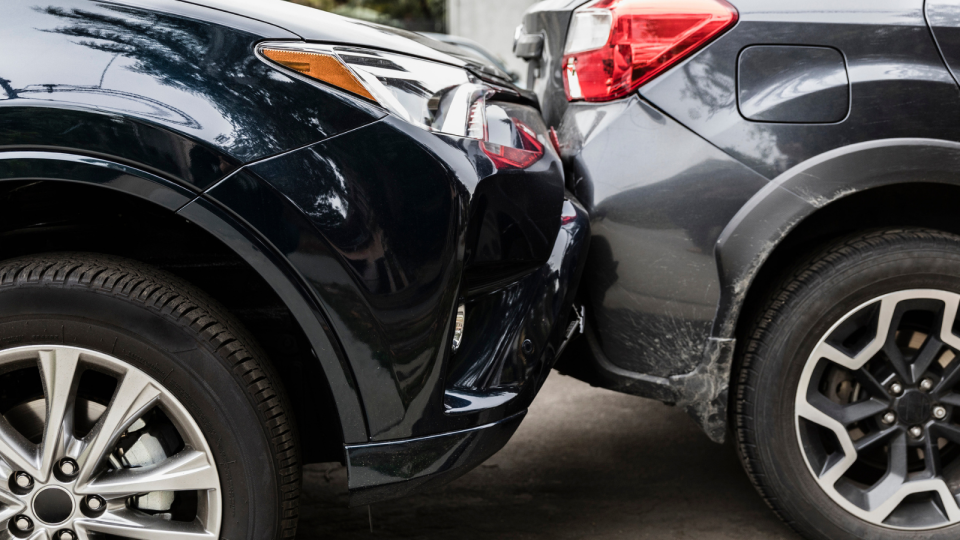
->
<box><xmin>346</xmin><ymin>194</ymin><xmax>590</xmax><ymax>505</ymax></box>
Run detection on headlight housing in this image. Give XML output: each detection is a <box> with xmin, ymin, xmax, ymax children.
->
<box><xmin>259</xmin><ymin>43</ymin><xmax>490</xmax><ymax>139</ymax></box>
<box><xmin>258</xmin><ymin>42</ymin><xmax>549</xmax><ymax>170</ymax></box>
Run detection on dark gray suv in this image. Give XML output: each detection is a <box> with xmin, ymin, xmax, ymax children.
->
<box><xmin>519</xmin><ymin>0</ymin><xmax>960</xmax><ymax>538</ymax></box>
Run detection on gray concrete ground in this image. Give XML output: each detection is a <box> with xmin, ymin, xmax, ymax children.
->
<box><xmin>297</xmin><ymin>373</ymin><xmax>803</xmax><ymax>539</ymax></box>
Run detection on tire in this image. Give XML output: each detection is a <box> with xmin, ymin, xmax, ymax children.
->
<box><xmin>736</xmin><ymin>229</ymin><xmax>960</xmax><ymax>539</ymax></box>
<box><xmin>0</xmin><ymin>253</ymin><xmax>299</xmax><ymax>539</ymax></box>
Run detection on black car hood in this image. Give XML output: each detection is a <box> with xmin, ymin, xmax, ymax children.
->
<box><xmin>178</xmin><ymin>0</ymin><xmax>513</xmax><ymax>82</ymax></box>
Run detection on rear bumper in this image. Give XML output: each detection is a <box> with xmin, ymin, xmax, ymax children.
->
<box><xmin>345</xmin><ymin>194</ymin><xmax>590</xmax><ymax>504</ymax></box>
<box><xmin>552</xmin><ymin>96</ymin><xmax>768</xmax><ymax>443</ymax></box>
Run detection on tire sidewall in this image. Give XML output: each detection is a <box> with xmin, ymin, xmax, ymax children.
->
<box><xmin>0</xmin><ymin>285</ymin><xmax>279</xmax><ymax>539</ymax></box>
<box><xmin>751</xmin><ymin>245</ymin><xmax>960</xmax><ymax>540</ymax></box>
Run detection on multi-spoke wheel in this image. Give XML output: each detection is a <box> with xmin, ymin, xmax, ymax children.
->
<box><xmin>0</xmin><ymin>346</ymin><xmax>221</xmax><ymax>539</ymax></box>
<box><xmin>737</xmin><ymin>230</ymin><xmax>960</xmax><ymax>539</ymax></box>
<box><xmin>797</xmin><ymin>290</ymin><xmax>960</xmax><ymax>529</ymax></box>
<box><xmin>0</xmin><ymin>254</ymin><xmax>300</xmax><ymax>540</ymax></box>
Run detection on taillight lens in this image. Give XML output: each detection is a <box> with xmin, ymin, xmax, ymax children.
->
<box><xmin>563</xmin><ymin>0</ymin><xmax>738</xmax><ymax>102</ymax></box>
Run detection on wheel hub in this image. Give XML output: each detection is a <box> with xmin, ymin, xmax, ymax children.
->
<box><xmin>894</xmin><ymin>389</ymin><xmax>934</xmax><ymax>426</ymax></box>
<box><xmin>32</xmin><ymin>486</ymin><xmax>74</xmax><ymax>525</ymax></box>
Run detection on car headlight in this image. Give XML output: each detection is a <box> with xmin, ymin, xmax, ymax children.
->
<box><xmin>258</xmin><ymin>43</ymin><xmax>490</xmax><ymax>139</ymax></box>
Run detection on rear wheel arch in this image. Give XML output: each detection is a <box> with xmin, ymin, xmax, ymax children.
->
<box><xmin>714</xmin><ymin>140</ymin><xmax>960</xmax><ymax>435</ymax></box>
<box><xmin>0</xmin><ymin>158</ymin><xmax>366</xmax><ymax>455</ymax></box>
<box><xmin>716</xmin><ymin>138</ymin><xmax>960</xmax><ymax>343</ymax></box>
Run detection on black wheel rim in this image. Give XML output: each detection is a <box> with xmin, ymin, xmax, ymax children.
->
<box><xmin>796</xmin><ymin>289</ymin><xmax>960</xmax><ymax>529</ymax></box>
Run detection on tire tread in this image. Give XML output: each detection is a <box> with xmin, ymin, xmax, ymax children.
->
<box><xmin>735</xmin><ymin>228</ymin><xmax>960</xmax><ymax>539</ymax></box>
<box><xmin>0</xmin><ymin>253</ymin><xmax>301</xmax><ymax>539</ymax></box>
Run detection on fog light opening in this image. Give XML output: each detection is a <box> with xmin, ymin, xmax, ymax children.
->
<box><xmin>452</xmin><ymin>303</ymin><xmax>466</xmax><ymax>352</ymax></box>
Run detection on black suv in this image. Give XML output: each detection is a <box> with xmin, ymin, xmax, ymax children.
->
<box><xmin>0</xmin><ymin>1</ymin><xmax>589</xmax><ymax>538</ymax></box>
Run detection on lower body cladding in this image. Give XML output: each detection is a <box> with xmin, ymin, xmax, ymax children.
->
<box><xmin>346</xmin><ymin>197</ymin><xmax>590</xmax><ymax>505</ymax></box>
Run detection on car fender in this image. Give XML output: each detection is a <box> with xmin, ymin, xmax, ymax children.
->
<box><xmin>0</xmin><ymin>150</ymin><xmax>369</xmax><ymax>444</ymax></box>
<box><xmin>0</xmin><ymin>0</ymin><xmax>383</xmax><ymax>191</ymax></box>
<box><xmin>715</xmin><ymin>138</ymin><xmax>960</xmax><ymax>341</ymax></box>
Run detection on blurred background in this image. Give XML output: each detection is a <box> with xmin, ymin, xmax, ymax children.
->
<box><xmin>284</xmin><ymin>0</ymin><xmax>538</xmax><ymax>86</ymax></box>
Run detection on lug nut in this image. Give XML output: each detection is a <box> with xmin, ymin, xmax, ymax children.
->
<box><xmin>58</xmin><ymin>457</ymin><xmax>78</xmax><ymax>477</ymax></box>
<box><xmin>56</xmin><ymin>530</ymin><xmax>76</xmax><ymax>540</ymax></box>
<box><xmin>910</xmin><ymin>426</ymin><xmax>924</xmax><ymax>438</ymax></box>
<box><xmin>934</xmin><ymin>405</ymin><xmax>948</xmax><ymax>420</ymax></box>
<box><xmin>889</xmin><ymin>382</ymin><xmax>904</xmax><ymax>396</ymax></box>
<box><xmin>921</xmin><ymin>378</ymin><xmax>935</xmax><ymax>392</ymax></box>
<box><xmin>13</xmin><ymin>515</ymin><xmax>32</xmax><ymax>531</ymax></box>
<box><xmin>13</xmin><ymin>472</ymin><xmax>32</xmax><ymax>490</ymax></box>
<box><xmin>86</xmin><ymin>494</ymin><xmax>105</xmax><ymax>511</ymax></box>
<box><xmin>882</xmin><ymin>411</ymin><xmax>897</xmax><ymax>425</ymax></box>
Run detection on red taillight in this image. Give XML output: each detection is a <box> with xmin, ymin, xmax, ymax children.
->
<box><xmin>549</xmin><ymin>127</ymin><xmax>562</xmax><ymax>155</ymax></box>
<box><xmin>562</xmin><ymin>0</ymin><xmax>738</xmax><ymax>102</ymax></box>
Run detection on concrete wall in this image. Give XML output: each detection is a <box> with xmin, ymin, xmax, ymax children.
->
<box><xmin>447</xmin><ymin>0</ymin><xmax>539</xmax><ymax>87</ymax></box>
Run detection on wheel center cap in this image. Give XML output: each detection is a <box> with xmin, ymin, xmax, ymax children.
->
<box><xmin>32</xmin><ymin>485</ymin><xmax>74</xmax><ymax>524</ymax></box>
<box><xmin>896</xmin><ymin>390</ymin><xmax>933</xmax><ymax>425</ymax></box>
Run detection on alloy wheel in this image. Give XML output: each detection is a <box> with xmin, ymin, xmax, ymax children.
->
<box><xmin>796</xmin><ymin>289</ymin><xmax>960</xmax><ymax>530</ymax></box>
<box><xmin>0</xmin><ymin>345</ymin><xmax>221</xmax><ymax>539</ymax></box>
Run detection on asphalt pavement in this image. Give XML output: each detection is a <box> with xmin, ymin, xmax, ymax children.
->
<box><xmin>297</xmin><ymin>373</ymin><xmax>803</xmax><ymax>539</ymax></box>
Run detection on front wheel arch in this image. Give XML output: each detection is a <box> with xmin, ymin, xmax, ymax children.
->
<box><xmin>0</xmin><ymin>168</ymin><xmax>366</xmax><ymax>452</ymax></box>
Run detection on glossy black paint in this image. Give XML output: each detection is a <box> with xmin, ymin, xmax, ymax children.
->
<box><xmin>2</xmin><ymin>0</ymin><xmax>588</xmax><ymax>503</ymax></box>
<box><xmin>346</xmin><ymin>194</ymin><xmax>588</xmax><ymax>504</ymax></box>
<box><xmin>211</xmin><ymin>109</ymin><xmax>574</xmax><ymax>442</ymax></box>
<box><xmin>346</xmin><ymin>412</ymin><xmax>525</xmax><ymax>506</ymax></box>
<box><xmin>449</xmin><ymin>197</ymin><xmax>590</xmax><ymax>409</ymax></box>
<box><xmin>737</xmin><ymin>46</ymin><xmax>849</xmax><ymax>123</ymax></box>
<box><xmin>520</xmin><ymin>0</ymin><xmax>960</xmax><ymax>441</ymax></box>
<box><xmin>178</xmin><ymin>194</ymin><xmax>369</xmax><ymax>443</ymax></box>
<box><xmin>0</xmin><ymin>0</ymin><xmax>384</xmax><ymax>190</ymax></box>
<box><xmin>0</xmin><ymin>151</ymin><xmax>193</xmax><ymax>210</ymax></box>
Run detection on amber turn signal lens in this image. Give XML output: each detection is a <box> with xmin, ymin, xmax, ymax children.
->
<box><xmin>261</xmin><ymin>48</ymin><xmax>375</xmax><ymax>101</ymax></box>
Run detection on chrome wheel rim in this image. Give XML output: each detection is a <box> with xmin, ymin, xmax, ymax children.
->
<box><xmin>796</xmin><ymin>289</ymin><xmax>960</xmax><ymax>530</ymax></box>
<box><xmin>0</xmin><ymin>345</ymin><xmax>221</xmax><ymax>539</ymax></box>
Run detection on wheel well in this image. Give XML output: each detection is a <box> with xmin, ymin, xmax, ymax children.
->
<box><xmin>0</xmin><ymin>180</ymin><xmax>345</xmax><ymax>464</ymax></box>
<box><xmin>734</xmin><ymin>181</ymin><xmax>960</xmax><ymax>345</ymax></box>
